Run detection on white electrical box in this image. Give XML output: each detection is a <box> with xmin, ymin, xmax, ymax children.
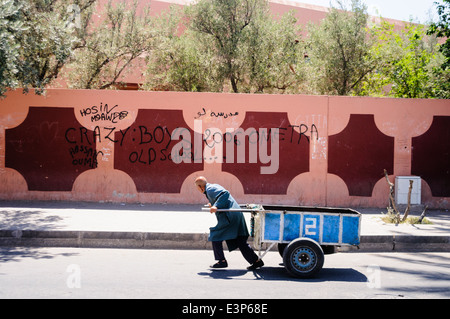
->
<box><xmin>395</xmin><ymin>176</ymin><xmax>421</xmax><ymax>205</ymax></box>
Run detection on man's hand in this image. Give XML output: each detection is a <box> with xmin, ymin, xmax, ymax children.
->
<box><xmin>210</xmin><ymin>206</ymin><xmax>217</xmax><ymax>214</ymax></box>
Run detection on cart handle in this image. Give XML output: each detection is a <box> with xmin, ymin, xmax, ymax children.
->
<box><xmin>201</xmin><ymin>208</ymin><xmax>263</xmax><ymax>213</ymax></box>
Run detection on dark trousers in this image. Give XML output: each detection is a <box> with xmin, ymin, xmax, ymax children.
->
<box><xmin>212</xmin><ymin>236</ymin><xmax>259</xmax><ymax>265</ymax></box>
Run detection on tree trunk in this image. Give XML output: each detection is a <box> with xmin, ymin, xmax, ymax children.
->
<box><xmin>230</xmin><ymin>75</ymin><xmax>238</xmax><ymax>93</ymax></box>
<box><xmin>401</xmin><ymin>180</ymin><xmax>414</xmax><ymax>222</ymax></box>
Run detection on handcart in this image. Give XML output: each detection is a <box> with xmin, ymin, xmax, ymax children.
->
<box><xmin>205</xmin><ymin>204</ymin><xmax>361</xmax><ymax>278</ymax></box>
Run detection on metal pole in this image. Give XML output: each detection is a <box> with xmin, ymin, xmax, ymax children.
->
<box><xmin>201</xmin><ymin>208</ymin><xmax>263</xmax><ymax>213</ymax></box>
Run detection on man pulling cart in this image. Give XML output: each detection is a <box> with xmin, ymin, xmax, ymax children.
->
<box><xmin>194</xmin><ymin>176</ymin><xmax>264</xmax><ymax>270</ymax></box>
<box><xmin>195</xmin><ymin>177</ymin><xmax>361</xmax><ymax>278</ymax></box>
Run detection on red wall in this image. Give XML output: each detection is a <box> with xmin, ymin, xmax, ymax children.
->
<box><xmin>1</xmin><ymin>89</ymin><xmax>448</xmax><ymax>208</ymax></box>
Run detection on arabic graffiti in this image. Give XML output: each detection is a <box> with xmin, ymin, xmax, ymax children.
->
<box><xmin>194</xmin><ymin>107</ymin><xmax>239</xmax><ymax>120</ymax></box>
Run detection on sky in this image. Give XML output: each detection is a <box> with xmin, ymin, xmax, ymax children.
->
<box><xmin>290</xmin><ymin>0</ymin><xmax>443</xmax><ymax>23</ymax></box>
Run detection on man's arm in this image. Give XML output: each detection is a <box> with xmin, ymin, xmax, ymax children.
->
<box><xmin>211</xmin><ymin>191</ymin><xmax>230</xmax><ymax>212</ymax></box>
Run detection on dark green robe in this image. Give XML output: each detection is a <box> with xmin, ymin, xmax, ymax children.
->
<box><xmin>204</xmin><ymin>183</ymin><xmax>250</xmax><ymax>251</ymax></box>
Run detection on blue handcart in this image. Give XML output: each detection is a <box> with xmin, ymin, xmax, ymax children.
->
<box><xmin>247</xmin><ymin>205</ymin><xmax>361</xmax><ymax>278</ymax></box>
<box><xmin>205</xmin><ymin>204</ymin><xmax>361</xmax><ymax>278</ymax></box>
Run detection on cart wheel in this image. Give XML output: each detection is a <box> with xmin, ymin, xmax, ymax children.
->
<box><xmin>283</xmin><ymin>238</ymin><xmax>324</xmax><ymax>278</ymax></box>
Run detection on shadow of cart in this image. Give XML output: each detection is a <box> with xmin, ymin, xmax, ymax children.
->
<box><xmin>198</xmin><ymin>266</ymin><xmax>367</xmax><ymax>283</ymax></box>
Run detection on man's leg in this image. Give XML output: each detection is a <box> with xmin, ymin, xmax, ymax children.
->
<box><xmin>211</xmin><ymin>241</ymin><xmax>228</xmax><ymax>268</ymax></box>
<box><xmin>235</xmin><ymin>236</ymin><xmax>259</xmax><ymax>265</ymax></box>
<box><xmin>212</xmin><ymin>241</ymin><xmax>225</xmax><ymax>261</ymax></box>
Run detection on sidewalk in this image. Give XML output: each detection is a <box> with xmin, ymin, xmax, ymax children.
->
<box><xmin>0</xmin><ymin>200</ymin><xmax>449</xmax><ymax>252</ymax></box>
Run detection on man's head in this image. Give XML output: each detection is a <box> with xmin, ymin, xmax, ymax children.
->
<box><xmin>194</xmin><ymin>176</ymin><xmax>208</xmax><ymax>193</ymax></box>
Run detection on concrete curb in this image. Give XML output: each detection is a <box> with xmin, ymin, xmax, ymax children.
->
<box><xmin>1</xmin><ymin>230</ymin><xmax>449</xmax><ymax>252</ymax></box>
<box><xmin>0</xmin><ymin>230</ymin><xmax>210</xmax><ymax>250</ymax></box>
<box><xmin>357</xmin><ymin>235</ymin><xmax>450</xmax><ymax>252</ymax></box>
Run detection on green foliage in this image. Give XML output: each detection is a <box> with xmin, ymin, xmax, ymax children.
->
<box><xmin>426</xmin><ymin>54</ymin><xmax>450</xmax><ymax>99</ymax></box>
<box><xmin>428</xmin><ymin>0</ymin><xmax>450</xmax><ymax>69</ymax></box>
<box><xmin>143</xmin><ymin>6</ymin><xmax>220</xmax><ymax>92</ymax></box>
<box><xmin>0</xmin><ymin>0</ymin><xmax>89</xmax><ymax>97</ymax></box>
<box><xmin>306</xmin><ymin>0</ymin><xmax>374</xmax><ymax>96</ymax></box>
<box><xmin>389</xmin><ymin>24</ymin><xmax>436</xmax><ymax>98</ymax></box>
<box><xmin>360</xmin><ymin>21</ymin><xmax>443</xmax><ymax>98</ymax></box>
<box><xmin>0</xmin><ymin>0</ymin><xmax>24</xmax><ymax>97</ymax></box>
<box><xmin>243</xmin><ymin>10</ymin><xmax>305</xmax><ymax>94</ymax></box>
<box><xmin>66</xmin><ymin>0</ymin><xmax>152</xmax><ymax>89</ymax></box>
<box><xmin>426</xmin><ymin>0</ymin><xmax>450</xmax><ymax>98</ymax></box>
<box><xmin>1</xmin><ymin>0</ymin><xmax>449</xmax><ymax>98</ymax></box>
<box><xmin>144</xmin><ymin>0</ymin><xmax>305</xmax><ymax>94</ymax></box>
<box><xmin>188</xmin><ymin>0</ymin><xmax>263</xmax><ymax>93</ymax></box>
<box><xmin>18</xmin><ymin>0</ymin><xmax>76</xmax><ymax>92</ymax></box>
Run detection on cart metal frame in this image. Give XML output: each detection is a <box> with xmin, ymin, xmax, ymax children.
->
<box><xmin>204</xmin><ymin>204</ymin><xmax>361</xmax><ymax>278</ymax></box>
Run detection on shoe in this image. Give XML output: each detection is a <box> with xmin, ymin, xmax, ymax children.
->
<box><xmin>247</xmin><ymin>259</ymin><xmax>264</xmax><ymax>270</ymax></box>
<box><xmin>211</xmin><ymin>260</ymin><xmax>228</xmax><ymax>268</ymax></box>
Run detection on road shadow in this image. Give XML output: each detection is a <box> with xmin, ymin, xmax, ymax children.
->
<box><xmin>368</xmin><ymin>253</ymin><xmax>450</xmax><ymax>298</ymax></box>
<box><xmin>0</xmin><ymin>200</ymin><xmax>201</xmax><ymax>212</ymax></box>
<box><xmin>0</xmin><ymin>247</ymin><xmax>78</xmax><ymax>264</ymax></box>
<box><xmin>198</xmin><ymin>266</ymin><xmax>367</xmax><ymax>282</ymax></box>
<box><xmin>0</xmin><ymin>210</ymin><xmax>64</xmax><ymax>230</ymax></box>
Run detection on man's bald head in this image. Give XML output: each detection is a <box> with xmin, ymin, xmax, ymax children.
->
<box><xmin>194</xmin><ymin>176</ymin><xmax>208</xmax><ymax>187</ymax></box>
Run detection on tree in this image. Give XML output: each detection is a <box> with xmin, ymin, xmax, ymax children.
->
<box><xmin>143</xmin><ymin>5</ymin><xmax>220</xmax><ymax>92</ymax></box>
<box><xmin>389</xmin><ymin>24</ymin><xmax>437</xmax><ymax>98</ymax></box>
<box><xmin>65</xmin><ymin>0</ymin><xmax>152</xmax><ymax>90</ymax></box>
<box><xmin>306</xmin><ymin>0</ymin><xmax>375</xmax><ymax>96</ymax></box>
<box><xmin>0</xmin><ymin>0</ymin><xmax>95</xmax><ymax>97</ymax></box>
<box><xmin>0</xmin><ymin>0</ymin><xmax>24</xmax><ymax>97</ymax></box>
<box><xmin>428</xmin><ymin>0</ymin><xmax>450</xmax><ymax>69</ymax></box>
<box><xmin>360</xmin><ymin>21</ymin><xmax>442</xmax><ymax>99</ymax></box>
<box><xmin>144</xmin><ymin>0</ymin><xmax>305</xmax><ymax>94</ymax></box>
<box><xmin>187</xmin><ymin>0</ymin><xmax>267</xmax><ymax>93</ymax></box>
<box><xmin>243</xmin><ymin>10</ymin><xmax>305</xmax><ymax>93</ymax></box>
<box><xmin>427</xmin><ymin>0</ymin><xmax>450</xmax><ymax>98</ymax></box>
<box><xmin>426</xmin><ymin>48</ymin><xmax>450</xmax><ymax>99</ymax></box>
<box><xmin>352</xmin><ymin>21</ymin><xmax>397</xmax><ymax>97</ymax></box>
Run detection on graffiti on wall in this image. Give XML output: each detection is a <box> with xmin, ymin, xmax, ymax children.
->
<box><xmin>79</xmin><ymin>102</ymin><xmax>129</xmax><ymax>124</ymax></box>
<box><xmin>114</xmin><ymin>109</ymin><xmax>204</xmax><ymax>193</ymax></box>
<box><xmin>222</xmin><ymin>112</ymin><xmax>314</xmax><ymax>194</ymax></box>
<box><xmin>4</xmin><ymin>102</ymin><xmax>449</xmax><ymax>200</ymax></box>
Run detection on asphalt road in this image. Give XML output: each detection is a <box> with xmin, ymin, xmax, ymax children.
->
<box><xmin>0</xmin><ymin>247</ymin><xmax>449</xmax><ymax>300</ymax></box>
